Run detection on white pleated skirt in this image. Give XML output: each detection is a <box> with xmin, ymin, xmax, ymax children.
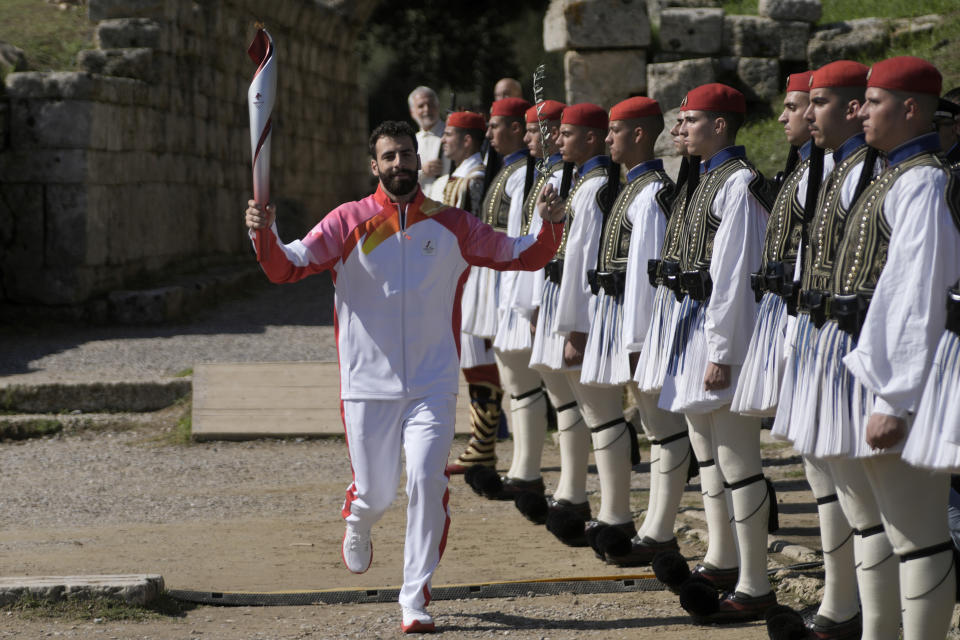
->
<box><xmin>580</xmin><ymin>291</ymin><xmax>631</xmax><ymax>386</ymax></box>
<box><xmin>731</xmin><ymin>292</ymin><xmax>788</xmax><ymax>417</ymax></box>
<box><xmin>772</xmin><ymin>311</ymin><xmax>820</xmax><ymax>453</ymax></box>
<box><xmin>903</xmin><ymin>330</ymin><xmax>960</xmax><ymax>471</ymax></box>
<box><xmin>658</xmin><ymin>296</ymin><xmax>741</xmax><ymax>414</ymax></box>
<box><xmin>635</xmin><ymin>285</ymin><xmax>680</xmax><ymax>393</ymax></box>
<box><xmin>460</xmin><ymin>333</ymin><xmax>496</xmax><ymax>368</ymax></box>
<box><xmin>462</xmin><ymin>267</ymin><xmax>499</xmax><ymax>339</ymax></box>
<box><xmin>493</xmin><ymin>307</ymin><xmax>534</xmax><ymax>353</ymax></box>
<box><xmin>813</xmin><ymin>321</ymin><xmax>885</xmax><ymax>459</ymax></box>
<box><xmin>529</xmin><ymin>279</ymin><xmax>568</xmax><ymax>371</ymax></box>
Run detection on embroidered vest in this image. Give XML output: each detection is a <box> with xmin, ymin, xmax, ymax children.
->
<box><xmin>480</xmin><ymin>159</ymin><xmax>526</xmax><ymax>232</ymax></box>
<box><xmin>521</xmin><ymin>160</ymin><xmax>564</xmax><ymax>235</ymax></box>
<box><xmin>442</xmin><ymin>167</ymin><xmax>485</xmax><ymax>215</ymax></box>
<box><xmin>555</xmin><ymin>164</ymin><xmax>610</xmax><ymax>260</ymax></box>
<box><xmin>831</xmin><ymin>152</ymin><xmax>944</xmax><ymax>299</ymax></box>
<box><xmin>801</xmin><ymin>145</ymin><xmax>869</xmax><ymax>294</ymax></box>
<box><xmin>679</xmin><ymin>157</ymin><xmax>764</xmax><ymax>271</ymax></box>
<box><xmin>597</xmin><ymin>170</ymin><xmax>674</xmax><ymax>273</ymax></box>
<box><xmin>761</xmin><ymin>157</ymin><xmax>810</xmax><ymax>269</ymax></box>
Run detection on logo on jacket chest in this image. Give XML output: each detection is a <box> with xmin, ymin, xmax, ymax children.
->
<box><xmin>421</xmin><ymin>239</ymin><xmax>436</xmax><ymax>256</ymax></box>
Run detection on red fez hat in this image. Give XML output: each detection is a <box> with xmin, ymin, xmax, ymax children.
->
<box><xmin>809</xmin><ymin>60</ymin><xmax>868</xmax><ymax>90</ymax></box>
<box><xmin>681</xmin><ymin>83</ymin><xmax>746</xmax><ymax>114</ymax></box>
<box><xmin>491</xmin><ymin>97</ymin><xmax>532</xmax><ymax>118</ymax></box>
<box><xmin>526</xmin><ymin>99</ymin><xmax>566</xmax><ymax>124</ymax></box>
<box><xmin>785</xmin><ymin>71</ymin><xmax>812</xmax><ymax>93</ymax></box>
<box><xmin>867</xmin><ymin>56</ymin><xmax>942</xmax><ymax>96</ymax></box>
<box><xmin>561</xmin><ymin>102</ymin><xmax>608</xmax><ymax>129</ymax></box>
<box><xmin>447</xmin><ymin>110</ymin><xmax>486</xmax><ymax>130</ymax></box>
<box><xmin>609</xmin><ymin>96</ymin><xmax>662</xmax><ymax>121</ymax></box>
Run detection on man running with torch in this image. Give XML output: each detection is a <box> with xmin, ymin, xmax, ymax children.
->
<box><xmin>244</xmin><ymin>119</ymin><xmax>565</xmax><ymax>634</ymax></box>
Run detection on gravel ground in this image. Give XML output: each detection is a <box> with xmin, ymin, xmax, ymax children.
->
<box><xmin>0</xmin><ymin>277</ymin><xmax>339</xmax><ymax>385</ymax></box>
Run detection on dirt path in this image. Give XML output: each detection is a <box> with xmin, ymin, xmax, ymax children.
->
<box><xmin>0</xmin><ymin>414</ymin><xmax>847</xmax><ymax>639</ymax></box>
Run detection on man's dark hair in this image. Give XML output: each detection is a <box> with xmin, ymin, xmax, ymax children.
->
<box><xmin>369</xmin><ymin>120</ymin><xmax>418</xmax><ymax>158</ymax></box>
<box><xmin>461</xmin><ymin>128</ymin><xmax>485</xmax><ymax>152</ymax></box>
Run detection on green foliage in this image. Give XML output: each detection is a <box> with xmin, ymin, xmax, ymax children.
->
<box><xmin>0</xmin><ymin>0</ymin><xmax>94</xmax><ymax>72</ymax></box>
<box><xmin>357</xmin><ymin>1</ymin><xmax>556</xmax><ymax>129</ymax></box>
<box><xmin>0</xmin><ymin>418</ymin><xmax>62</xmax><ymax>441</ymax></box>
<box><xmin>740</xmin><ymin>114</ymin><xmax>791</xmax><ymax>179</ymax></box>
<box><xmin>819</xmin><ymin>0</ymin><xmax>959</xmax><ymax>23</ymax></box>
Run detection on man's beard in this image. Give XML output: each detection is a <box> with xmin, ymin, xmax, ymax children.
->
<box><xmin>382</xmin><ymin>169</ymin><xmax>418</xmax><ymax>197</ymax></box>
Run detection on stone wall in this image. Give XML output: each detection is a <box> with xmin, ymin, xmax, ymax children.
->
<box><xmin>0</xmin><ymin>0</ymin><xmax>375</xmax><ymax>313</ymax></box>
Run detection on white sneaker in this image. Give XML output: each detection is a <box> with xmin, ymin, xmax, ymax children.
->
<box><xmin>400</xmin><ymin>605</ymin><xmax>435</xmax><ymax>633</ymax></box>
<box><xmin>341</xmin><ymin>524</ymin><xmax>372</xmax><ymax>574</ymax></box>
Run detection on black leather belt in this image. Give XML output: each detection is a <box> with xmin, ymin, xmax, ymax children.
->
<box><xmin>660</xmin><ymin>260</ymin><xmax>684</xmax><ymax>301</ymax></box>
<box><xmin>947</xmin><ymin>285</ymin><xmax>960</xmax><ymax>336</ymax></box>
<box><xmin>799</xmin><ymin>289</ymin><xmax>830</xmax><ymax>328</ymax></box>
<box><xmin>680</xmin><ymin>269</ymin><xmax>713</xmax><ymax>302</ymax></box>
<box><xmin>831</xmin><ymin>293</ymin><xmax>870</xmax><ymax>339</ymax></box>
<box><xmin>587</xmin><ymin>270</ymin><xmax>625</xmax><ymax>296</ymax></box>
<box><xmin>544</xmin><ymin>259</ymin><xmax>564</xmax><ymax>284</ymax></box>
<box><xmin>647</xmin><ymin>259</ymin><xmax>661</xmax><ymax>288</ymax></box>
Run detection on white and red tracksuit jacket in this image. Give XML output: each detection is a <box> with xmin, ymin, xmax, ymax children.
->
<box><xmin>252</xmin><ymin>184</ymin><xmax>563</xmax><ymax>401</ymax></box>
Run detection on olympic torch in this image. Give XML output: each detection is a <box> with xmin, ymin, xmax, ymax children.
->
<box><xmin>247</xmin><ymin>27</ymin><xmax>276</xmax><ymax>260</ymax></box>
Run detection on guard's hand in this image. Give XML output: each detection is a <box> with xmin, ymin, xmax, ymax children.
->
<box><xmin>563</xmin><ymin>331</ymin><xmax>587</xmax><ymax>367</ymax></box>
<box><xmin>865</xmin><ymin>412</ymin><xmax>907</xmax><ymax>450</ymax></box>
<box><xmin>246</xmin><ymin>200</ymin><xmax>275</xmax><ymax>230</ymax></box>
<box><xmin>422</xmin><ymin>159</ymin><xmax>442</xmax><ymax>177</ymax></box>
<box><xmin>703</xmin><ymin>362</ymin><xmax>731</xmax><ymax>391</ymax></box>
<box><xmin>537</xmin><ymin>183</ymin><xmax>566</xmax><ymax>223</ymax></box>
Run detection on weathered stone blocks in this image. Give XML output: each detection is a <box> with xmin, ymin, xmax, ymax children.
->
<box><xmin>544</xmin><ymin>0</ymin><xmax>651</xmax><ymax>52</ymax></box>
<box><xmin>647</xmin><ymin>58</ymin><xmax>715</xmax><ymax>111</ymax></box>
<box><xmin>78</xmin><ymin>48</ymin><xmax>157</xmax><ymax>84</ymax></box>
<box><xmin>96</xmin><ymin>18</ymin><xmax>162</xmax><ymax>49</ymax></box>
<box><xmin>758</xmin><ymin>0</ymin><xmax>821</xmax><ymax>23</ymax></box>
<box><xmin>723</xmin><ymin>15</ymin><xmax>780</xmax><ymax>57</ymax></box>
<box><xmin>807</xmin><ymin>18</ymin><xmax>889</xmax><ymax>69</ymax></box>
<box><xmin>658</xmin><ymin>8</ymin><xmax>724</xmax><ymax>55</ymax></box>
<box><xmin>564</xmin><ymin>49</ymin><xmax>647</xmax><ymax>106</ymax></box>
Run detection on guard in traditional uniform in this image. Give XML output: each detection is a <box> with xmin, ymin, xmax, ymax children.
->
<box><xmin>658</xmin><ymin>84</ymin><xmax>777</xmax><ymax>622</ymax></box>
<box><xmin>574</xmin><ymin>96</ymin><xmax>691</xmax><ymax>567</ymax></box>
<box><xmin>934</xmin><ymin>92</ymin><xmax>960</xmax><ymax>166</ymax></box>
<box><xmin>763</xmin><ymin>63</ymin><xmax>871</xmax><ymax>640</ymax></box>
<box><xmin>529</xmin><ymin>103</ymin><xmax>616</xmax><ymax>545</ymax></box>
<box><xmin>448</xmin><ymin>97</ymin><xmax>532</xmax><ymax>474</ymax></box>
<box><xmin>833</xmin><ymin>57</ymin><xmax>960</xmax><ymax>640</ymax></box>
<box><xmin>476</xmin><ymin>100</ymin><xmax>571</xmax><ymax>506</ymax></box>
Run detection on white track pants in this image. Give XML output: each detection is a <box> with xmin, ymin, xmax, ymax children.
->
<box><xmin>340</xmin><ymin>394</ymin><xmax>456</xmax><ymax>610</ymax></box>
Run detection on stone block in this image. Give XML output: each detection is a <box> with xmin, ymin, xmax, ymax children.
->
<box><xmin>544</xmin><ymin>0</ymin><xmax>651</xmax><ymax>52</ymax></box>
<box><xmin>659</xmin><ymin>8</ymin><xmax>724</xmax><ymax>55</ymax></box>
<box><xmin>891</xmin><ymin>14</ymin><xmax>939</xmax><ymax>45</ymax></box>
<box><xmin>778</xmin><ymin>21</ymin><xmax>809</xmax><ymax>62</ymax></box>
<box><xmin>88</xmin><ymin>0</ymin><xmax>165</xmax><ymax>22</ymax></box>
<box><xmin>78</xmin><ymin>48</ymin><xmax>157</xmax><ymax>84</ymax></box>
<box><xmin>807</xmin><ymin>18</ymin><xmax>889</xmax><ymax>69</ymax></box>
<box><xmin>647</xmin><ymin>58</ymin><xmax>715</xmax><ymax>111</ymax></box>
<box><xmin>722</xmin><ymin>15</ymin><xmax>779</xmax><ymax>57</ymax></box>
<box><xmin>96</xmin><ymin>18</ymin><xmax>162</xmax><ymax>49</ymax></box>
<box><xmin>654</xmin><ymin>106</ymin><xmax>682</xmax><ymax>158</ymax></box>
<box><xmin>564</xmin><ymin>49</ymin><xmax>647</xmax><ymax>106</ymax></box>
<box><xmin>758</xmin><ymin>0</ymin><xmax>821</xmax><ymax>23</ymax></box>
<box><xmin>0</xmin><ymin>149</ymin><xmax>87</xmax><ymax>183</ymax></box>
<box><xmin>45</xmin><ymin>184</ymin><xmax>88</xmax><ymax>267</ymax></box>
<box><xmin>730</xmin><ymin>57</ymin><xmax>780</xmax><ymax>102</ymax></box>
<box><xmin>9</xmin><ymin>99</ymin><xmax>93</xmax><ymax>149</ymax></box>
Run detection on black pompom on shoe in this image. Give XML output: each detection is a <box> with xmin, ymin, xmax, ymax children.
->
<box><xmin>464</xmin><ymin>465</ymin><xmax>502</xmax><ymax>498</ymax></box>
<box><xmin>596</xmin><ymin>525</ymin><xmax>633</xmax><ymax>559</ymax></box>
<box><xmin>679</xmin><ymin>579</ymin><xmax>721</xmax><ymax>617</ymax></box>
<box><xmin>651</xmin><ymin>549</ymin><xmax>691</xmax><ymax>592</ymax></box>
<box><xmin>546</xmin><ymin>506</ymin><xmax>588</xmax><ymax>546</ymax></box>
<box><xmin>515</xmin><ymin>492</ymin><xmax>548</xmax><ymax>524</ymax></box>
<box><xmin>764</xmin><ymin>605</ymin><xmax>809</xmax><ymax>640</ymax></box>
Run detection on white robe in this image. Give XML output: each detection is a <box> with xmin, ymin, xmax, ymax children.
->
<box><xmin>416</xmin><ymin>120</ymin><xmax>450</xmax><ymax>200</ymax></box>
<box><xmin>841</xmin><ymin>163</ymin><xmax>960</xmax><ymax>458</ymax></box>
<box><xmin>581</xmin><ymin>178</ymin><xmax>668</xmax><ymax>386</ymax></box>
<box><xmin>659</xmin><ymin>167</ymin><xmax>768</xmax><ymax>413</ymax></box>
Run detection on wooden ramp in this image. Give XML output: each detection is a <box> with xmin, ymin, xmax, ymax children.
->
<box><xmin>191</xmin><ymin>362</ymin><xmax>476</xmax><ymax>440</ymax></box>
